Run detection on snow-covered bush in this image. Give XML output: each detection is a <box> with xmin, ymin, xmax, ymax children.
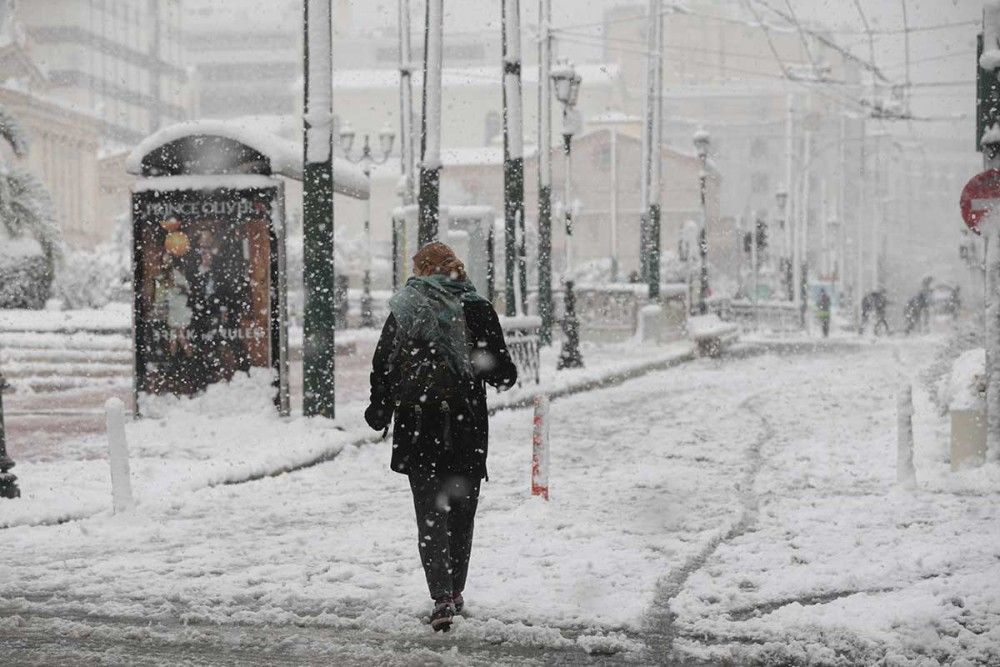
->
<box><xmin>0</xmin><ymin>237</ymin><xmax>50</xmax><ymax>308</ymax></box>
<box><xmin>0</xmin><ymin>105</ymin><xmax>61</xmax><ymax>308</ymax></box>
<box><xmin>923</xmin><ymin>315</ymin><xmax>983</xmax><ymax>416</ymax></box>
<box><xmin>52</xmin><ymin>242</ymin><xmax>131</xmax><ymax>310</ymax></box>
<box><xmin>944</xmin><ymin>348</ymin><xmax>986</xmax><ymax>412</ymax></box>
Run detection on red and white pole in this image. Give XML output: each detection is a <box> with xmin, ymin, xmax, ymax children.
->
<box><xmin>531</xmin><ymin>394</ymin><xmax>550</xmax><ymax>500</ymax></box>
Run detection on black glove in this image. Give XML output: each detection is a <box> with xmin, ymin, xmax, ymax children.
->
<box><xmin>365</xmin><ymin>403</ymin><xmax>392</xmax><ymax>431</ymax></box>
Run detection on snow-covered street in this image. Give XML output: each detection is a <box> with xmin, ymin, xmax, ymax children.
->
<box><xmin>2</xmin><ymin>338</ymin><xmax>996</xmax><ymax>665</ymax></box>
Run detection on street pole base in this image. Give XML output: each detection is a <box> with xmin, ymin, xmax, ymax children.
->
<box><xmin>556</xmin><ymin>280</ymin><xmax>584</xmax><ymax>370</ymax></box>
<box><xmin>556</xmin><ymin>345</ymin><xmax>584</xmax><ymax>370</ymax></box>
<box><xmin>360</xmin><ymin>272</ymin><xmax>375</xmax><ymax>328</ymax></box>
<box><xmin>0</xmin><ymin>472</ymin><xmax>19</xmax><ymax>500</ymax></box>
<box><xmin>360</xmin><ymin>306</ymin><xmax>376</xmax><ymax>329</ymax></box>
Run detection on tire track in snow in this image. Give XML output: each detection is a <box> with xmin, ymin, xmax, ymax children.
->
<box><xmin>640</xmin><ymin>393</ymin><xmax>774</xmax><ymax>665</ymax></box>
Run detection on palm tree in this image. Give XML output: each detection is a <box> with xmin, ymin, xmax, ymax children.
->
<box><xmin>0</xmin><ymin>105</ymin><xmax>60</xmax><ymax>307</ymax></box>
<box><xmin>0</xmin><ymin>106</ymin><xmax>59</xmax><ymax>251</ymax></box>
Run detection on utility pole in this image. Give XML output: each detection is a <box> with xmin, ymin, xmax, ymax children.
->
<box><xmin>855</xmin><ymin>118</ymin><xmax>867</xmax><ymax>330</ymax></box>
<box><xmin>610</xmin><ymin>125</ymin><xmax>620</xmax><ymax>282</ymax></box>
<box><xmin>639</xmin><ymin>0</ymin><xmax>657</xmax><ymax>285</ymax></box>
<box><xmin>339</xmin><ymin>127</ymin><xmax>396</xmax><ymax>328</ymax></box>
<box><xmin>418</xmin><ymin>0</ymin><xmax>443</xmax><ymax>246</ymax></box>
<box><xmin>552</xmin><ymin>61</ymin><xmax>583</xmax><ymax>369</ymax></box>
<box><xmin>694</xmin><ymin>129</ymin><xmax>712</xmax><ymax>314</ymax></box>
<box><xmin>871</xmin><ymin>130</ymin><xmax>883</xmax><ymax>292</ymax></box>
<box><xmin>537</xmin><ymin>0</ymin><xmax>553</xmax><ymax>344</ymax></box>
<box><xmin>838</xmin><ymin>113</ymin><xmax>848</xmax><ymax>298</ymax></box>
<box><xmin>647</xmin><ymin>1</ymin><xmax>664</xmax><ymax>301</ymax></box>
<box><xmin>302</xmin><ymin>0</ymin><xmax>336</xmax><ymax>418</ymax></box>
<box><xmin>502</xmin><ymin>0</ymin><xmax>525</xmax><ymax>315</ymax></box>
<box><xmin>783</xmin><ymin>94</ymin><xmax>795</xmax><ymax>301</ymax></box>
<box><xmin>800</xmin><ymin>130</ymin><xmax>812</xmax><ymax>329</ymax></box>
<box><xmin>398</xmin><ymin>0</ymin><xmax>416</xmax><ymax>206</ymax></box>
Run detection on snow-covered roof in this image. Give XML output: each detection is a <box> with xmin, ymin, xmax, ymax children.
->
<box><xmin>126</xmin><ymin>120</ymin><xmax>369</xmax><ymax>199</ymax></box>
<box><xmin>131</xmin><ymin>174</ymin><xmax>281</xmax><ymax>194</ymax></box>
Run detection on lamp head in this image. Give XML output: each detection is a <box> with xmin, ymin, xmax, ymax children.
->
<box><xmin>692</xmin><ymin>128</ymin><xmax>711</xmax><ymax>159</ymax></box>
<box><xmin>378</xmin><ymin>123</ymin><xmax>396</xmax><ymax>157</ymax></box>
<box><xmin>775</xmin><ymin>190</ymin><xmax>788</xmax><ymax>210</ymax></box>
<box><xmin>551</xmin><ymin>59</ymin><xmax>578</xmax><ymax>106</ymax></box>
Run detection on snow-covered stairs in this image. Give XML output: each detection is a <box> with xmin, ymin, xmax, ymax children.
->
<box><xmin>0</xmin><ymin>331</ymin><xmax>132</xmax><ymax>393</ymax></box>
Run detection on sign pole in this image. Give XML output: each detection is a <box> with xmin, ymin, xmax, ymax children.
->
<box><xmin>960</xmin><ymin>174</ymin><xmax>1000</xmax><ymax>461</ymax></box>
<box><xmin>978</xmin><ymin>2</ymin><xmax>1000</xmax><ymax>459</ymax></box>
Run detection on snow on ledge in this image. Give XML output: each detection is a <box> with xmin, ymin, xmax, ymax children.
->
<box><xmin>687</xmin><ymin>314</ymin><xmax>737</xmax><ymax>339</ymax></box>
<box><xmin>125</xmin><ymin>119</ymin><xmax>369</xmax><ymax>199</ymax></box>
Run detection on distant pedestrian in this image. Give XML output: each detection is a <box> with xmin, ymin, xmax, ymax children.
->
<box><xmin>365</xmin><ymin>242</ymin><xmax>518</xmax><ymax>633</ymax></box>
<box><xmin>860</xmin><ymin>289</ymin><xmax>889</xmax><ymax>336</ymax></box>
<box><xmin>947</xmin><ymin>286</ymin><xmax>962</xmax><ymax>320</ymax></box>
<box><xmin>904</xmin><ymin>277</ymin><xmax>934</xmax><ymax>335</ymax></box>
<box><xmin>817</xmin><ymin>289</ymin><xmax>831</xmax><ymax>338</ymax></box>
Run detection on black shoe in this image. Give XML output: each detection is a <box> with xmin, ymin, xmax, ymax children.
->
<box><xmin>453</xmin><ymin>592</ymin><xmax>464</xmax><ymax>614</ymax></box>
<box><xmin>430</xmin><ymin>597</ymin><xmax>455</xmax><ymax>632</ymax></box>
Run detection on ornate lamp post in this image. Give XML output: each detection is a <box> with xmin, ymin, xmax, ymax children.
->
<box><xmin>0</xmin><ymin>370</ymin><xmax>20</xmax><ymax>499</ymax></box>
<box><xmin>693</xmin><ymin>128</ymin><xmax>711</xmax><ymax>315</ymax></box>
<box><xmin>340</xmin><ymin>122</ymin><xmax>396</xmax><ymax>328</ymax></box>
<box><xmin>775</xmin><ymin>189</ymin><xmax>791</xmax><ymax>301</ymax></box>
<box><xmin>552</xmin><ymin>59</ymin><xmax>583</xmax><ymax>370</ymax></box>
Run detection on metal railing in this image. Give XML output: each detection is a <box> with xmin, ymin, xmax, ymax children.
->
<box><xmin>500</xmin><ymin>315</ymin><xmax>541</xmax><ymax>385</ymax></box>
<box><xmin>709</xmin><ymin>298</ymin><xmax>800</xmax><ymax>332</ymax></box>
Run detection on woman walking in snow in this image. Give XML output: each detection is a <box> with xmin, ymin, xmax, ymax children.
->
<box><xmin>365</xmin><ymin>242</ymin><xmax>518</xmax><ymax>632</ymax></box>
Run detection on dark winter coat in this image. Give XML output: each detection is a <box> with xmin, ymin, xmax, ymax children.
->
<box><xmin>366</xmin><ymin>299</ymin><xmax>518</xmax><ymax>480</ymax></box>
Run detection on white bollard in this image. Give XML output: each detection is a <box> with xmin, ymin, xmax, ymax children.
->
<box><xmin>531</xmin><ymin>394</ymin><xmax>550</xmax><ymax>500</ymax></box>
<box><xmin>896</xmin><ymin>384</ymin><xmax>917</xmax><ymax>489</ymax></box>
<box><xmin>105</xmin><ymin>397</ymin><xmax>134</xmax><ymax>513</ymax></box>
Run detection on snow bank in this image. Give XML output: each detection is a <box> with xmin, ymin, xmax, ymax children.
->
<box><xmin>946</xmin><ymin>348</ymin><xmax>985</xmax><ymax>411</ymax></box>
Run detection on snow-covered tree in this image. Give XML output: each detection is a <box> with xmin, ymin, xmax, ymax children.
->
<box><xmin>0</xmin><ymin>104</ymin><xmax>61</xmax><ymax>308</ymax></box>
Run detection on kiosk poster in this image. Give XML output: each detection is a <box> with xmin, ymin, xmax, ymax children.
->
<box><xmin>132</xmin><ymin>187</ymin><xmax>280</xmax><ymax>399</ymax></box>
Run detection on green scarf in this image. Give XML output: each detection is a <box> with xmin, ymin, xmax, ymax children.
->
<box><xmin>388</xmin><ymin>275</ymin><xmax>489</xmax><ymax>379</ymax></box>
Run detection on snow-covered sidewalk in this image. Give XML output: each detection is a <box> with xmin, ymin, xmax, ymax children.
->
<box><xmin>0</xmin><ymin>340</ymin><xmax>694</xmax><ymax>529</ymax></box>
<box><xmin>2</xmin><ymin>337</ymin><xmax>997</xmax><ymax>665</ymax></box>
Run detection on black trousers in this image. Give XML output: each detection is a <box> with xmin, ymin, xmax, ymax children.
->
<box><xmin>408</xmin><ymin>473</ymin><xmax>481</xmax><ymax>600</ymax></box>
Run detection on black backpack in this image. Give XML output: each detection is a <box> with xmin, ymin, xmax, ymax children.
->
<box><xmin>393</xmin><ymin>338</ymin><xmax>468</xmax><ymax>408</ymax></box>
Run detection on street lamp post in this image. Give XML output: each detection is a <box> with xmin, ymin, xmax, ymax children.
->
<box><xmin>340</xmin><ymin>123</ymin><xmax>396</xmax><ymax>328</ymax></box>
<box><xmin>537</xmin><ymin>0</ymin><xmax>554</xmax><ymax>344</ymax></box>
<box><xmin>0</xmin><ymin>371</ymin><xmax>19</xmax><ymax>499</ymax></box>
<box><xmin>552</xmin><ymin>60</ymin><xmax>583</xmax><ymax>370</ymax></box>
<box><xmin>775</xmin><ymin>189</ymin><xmax>791</xmax><ymax>301</ymax></box>
<box><xmin>302</xmin><ymin>0</ymin><xmax>336</xmax><ymax>418</ymax></box>
<box><xmin>693</xmin><ymin>128</ymin><xmax>711</xmax><ymax>315</ymax></box>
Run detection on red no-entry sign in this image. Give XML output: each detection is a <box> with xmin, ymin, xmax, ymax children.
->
<box><xmin>960</xmin><ymin>169</ymin><xmax>1000</xmax><ymax>234</ymax></box>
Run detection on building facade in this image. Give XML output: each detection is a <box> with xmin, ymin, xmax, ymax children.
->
<box><xmin>17</xmin><ymin>0</ymin><xmax>188</xmax><ymax>144</ymax></box>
